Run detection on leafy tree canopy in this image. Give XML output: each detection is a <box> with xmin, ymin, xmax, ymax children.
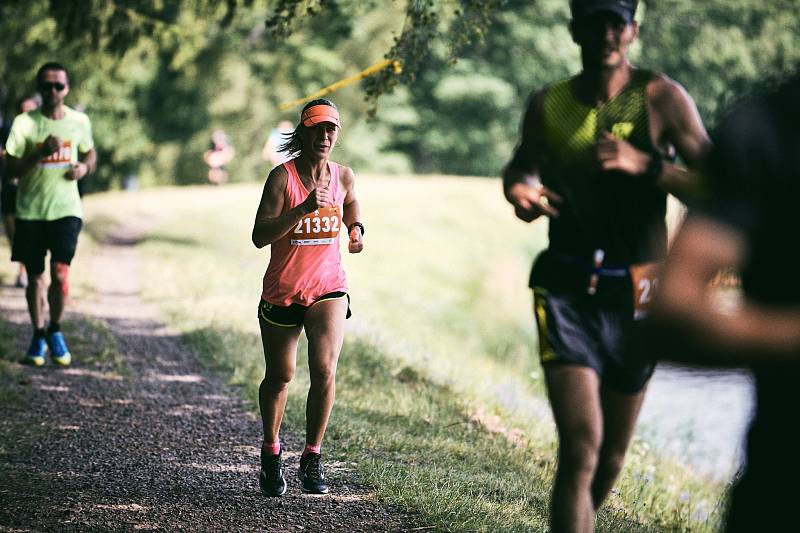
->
<box><xmin>1</xmin><ymin>0</ymin><xmax>797</xmax><ymax>189</ymax></box>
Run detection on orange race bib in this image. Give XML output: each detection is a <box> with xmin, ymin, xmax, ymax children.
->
<box><xmin>38</xmin><ymin>140</ymin><xmax>72</xmax><ymax>168</ymax></box>
<box><xmin>630</xmin><ymin>262</ymin><xmax>661</xmax><ymax>320</ymax></box>
<box><xmin>290</xmin><ymin>205</ymin><xmax>341</xmax><ymax>246</ymax></box>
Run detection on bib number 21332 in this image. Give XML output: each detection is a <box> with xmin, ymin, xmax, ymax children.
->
<box><xmin>290</xmin><ymin>206</ymin><xmax>341</xmax><ymax>246</ymax></box>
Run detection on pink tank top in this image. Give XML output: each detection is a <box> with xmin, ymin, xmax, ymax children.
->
<box><xmin>261</xmin><ymin>159</ymin><xmax>347</xmax><ymax>306</ymax></box>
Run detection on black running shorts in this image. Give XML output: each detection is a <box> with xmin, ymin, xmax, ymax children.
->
<box><xmin>12</xmin><ymin>216</ymin><xmax>82</xmax><ymax>276</ymax></box>
<box><xmin>258</xmin><ymin>292</ymin><xmax>351</xmax><ymax>327</ymax></box>
<box><xmin>533</xmin><ymin>287</ymin><xmax>654</xmax><ymax>394</ymax></box>
<box><xmin>1</xmin><ymin>180</ymin><xmax>17</xmax><ymax>215</ymax></box>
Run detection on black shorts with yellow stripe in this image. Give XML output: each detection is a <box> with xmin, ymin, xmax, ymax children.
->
<box><xmin>533</xmin><ymin>286</ymin><xmax>654</xmax><ymax>395</ymax></box>
<box><xmin>258</xmin><ymin>292</ymin><xmax>351</xmax><ymax>327</ymax></box>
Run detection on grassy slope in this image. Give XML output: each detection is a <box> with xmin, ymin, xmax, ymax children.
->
<box><xmin>61</xmin><ymin>177</ymin><xmax>724</xmax><ymax>531</ymax></box>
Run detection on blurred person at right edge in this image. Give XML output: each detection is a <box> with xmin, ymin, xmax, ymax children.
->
<box><xmin>502</xmin><ymin>0</ymin><xmax>711</xmax><ymax>530</ymax></box>
<box><xmin>1</xmin><ymin>93</ymin><xmax>42</xmax><ymax>288</ymax></box>
<box><xmin>650</xmin><ymin>72</ymin><xmax>800</xmax><ymax>532</ymax></box>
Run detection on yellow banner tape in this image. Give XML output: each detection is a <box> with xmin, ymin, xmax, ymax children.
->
<box><xmin>279</xmin><ymin>59</ymin><xmax>402</xmax><ymax>111</ymax></box>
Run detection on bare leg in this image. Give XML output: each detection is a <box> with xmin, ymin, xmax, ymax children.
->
<box><xmin>258</xmin><ymin>320</ymin><xmax>302</xmax><ymax>444</ymax></box>
<box><xmin>591</xmin><ymin>384</ymin><xmax>647</xmax><ymax>508</ymax></box>
<box><xmin>48</xmin><ymin>262</ymin><xmax>69</xmax><ymax>324</ymax></box>
<box><xmin>25</xmin><ymin>271</ymin><xmax>47</xmax><ymax>330</ymax></box>
<box><xmin>545</xmin><ymin>364</ymin><xmax>603</xmax><ymax>533</ymax></box>
<box><xmin>303</xmin><ymin>297</ymin><xmax>347</xmax><ymax>447</ymax></box>
<box><xmin>2</xmin><ymin>214</ymin><xmax>14</xmax><ymax>244</ymax></box>
<box><xmin>1</xmin><ymin>214</ymin><xmax>24</xmax><ymax>284</ymax></box>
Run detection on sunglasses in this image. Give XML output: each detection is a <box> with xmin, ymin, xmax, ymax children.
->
<box><xmin>39</xmin><ymin>82</ymin><xmax>66</xmax><ymax>92</ymax></box>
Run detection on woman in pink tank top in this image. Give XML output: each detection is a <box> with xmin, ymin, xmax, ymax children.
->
<box><xmin>251</xmin><ymin>99</ymin><xmax>364</xmax><ymax>496</ymax></box>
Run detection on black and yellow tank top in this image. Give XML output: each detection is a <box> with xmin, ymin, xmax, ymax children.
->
<box><xmin>540</xmin><ymin>69</ymin><xmax>666</xmax><ymax>266</ymax></box>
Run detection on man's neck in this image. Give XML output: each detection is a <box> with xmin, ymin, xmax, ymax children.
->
<box><xmin>41</xmin><ymin>103</ymin><xmax>66</xmax><ymax>120</ymax></box>
<box><xmin>576</xmin><ymin>61</ymin><xmax>633</xmax><ymax>106</ymax></box>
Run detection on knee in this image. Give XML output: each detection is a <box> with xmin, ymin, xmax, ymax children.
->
<box><xmin>32</xmin><ymin>273</ymin><xmax>46</xmax><ymax>288</ymax></box>
<box><xmin>51</xmin><ymin>263</ymin><xmax>70</xmax><ymax>295</ymax></box>
<box><xmin>27</xmin><ymin>273</ymin><xmax>46</xmax><ymax>294</ymax></box>
<box><xmin>558</xmin><ymin>427</ymin><xmax>602</xmax><ymax>477</ymax></box>
<box><xmin>596</xmin><ymin>449</ymin><xmax>627</xmax><ymax>480</ymax></box>
<box><xmin>263</xmin><ymin>369</ymin><xmax>293</xmax><ymax>391</ymax></box>
<box><xmin>309</xmin><ymin>363</ymin><xmax>337</xmax><ymax>386</ymax></box>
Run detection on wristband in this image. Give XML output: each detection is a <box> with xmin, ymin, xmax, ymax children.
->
<box><xmin>348</xmin><ymin>222</ymin><xmax>365</xmax><ymax>236</ymax></box>
<box><xmin>645</xmin><ymin>151</ymin><xmax>664</xmax><ymax>182</ymax></box>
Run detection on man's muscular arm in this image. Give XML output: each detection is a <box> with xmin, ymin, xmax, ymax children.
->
<box><xmin>649</xmin><ymin>77</ymin><xmax>712</xmax><ymax>199</ymax></box>
<box><xmin>502</xmin><ymin>89</ymin><xmax>562</xmax><ymax>221</ymax></box>
<box><xmin>652</xmin><ymin>215</ymin><xmax>800</xmax><ymax>366</ymax></box>
<box><xmin>596</xmin><ymin>75</ymin><xmax>711</xmax><ymax>201</ymax></box>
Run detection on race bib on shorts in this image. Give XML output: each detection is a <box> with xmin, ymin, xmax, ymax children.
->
<box><xmin>630</xmin><ymin>262</ymin><xmax>661</xmax><ymax>320</ymax></box>
<box><xmin>38</xmin><ymin>140</ymin><xmax>72</xmax><ymax>169</ymax></box>
<box><xmin>291</xmin><ymin>205</ymin><xmax>341</xmax><ymax>246</ymax></box>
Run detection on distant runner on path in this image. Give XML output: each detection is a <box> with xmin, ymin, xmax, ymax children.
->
<box><xmin>252</xmin><ymin>98</ymin><xmax>364</xmax><ymax>496</ymax></box>
<box><xmin>502</xmin><ymin>1</ymin><xmax>710</xmax><ymax>530</ymax></box>
<box><xmin>4</xmin><ymin>62</ymin><xmax>96</xmax><ymax>367</ymax></box>
<box><xmin>651</xmin><ymin>71</ymin><xmax>800</xmax><ymax>533</ymax></box>
<box><xmin>1</xmin><ymin>93</ymin><xmax>41</xmax><ymax>289</ymax></box>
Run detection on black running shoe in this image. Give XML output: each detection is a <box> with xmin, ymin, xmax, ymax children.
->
<box><xmin>259</xmin><ymin>449</ymin><xmax>287</xmax><ymax>497</ymax></box>
<box><xmin>298</xmin><ymin>452</ymin><xmax>329</xmax><ymax>494</ymax></box>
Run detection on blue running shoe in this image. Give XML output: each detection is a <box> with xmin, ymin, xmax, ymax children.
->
<box><xmin>47</xmin><ymin>332</ymin><xmax>72</xmax><ymax>366</ymax></box>
<box><xmin>21</xmin><ymin>337</ymin><xmax>48</xmax><ymax>367</ymax></box>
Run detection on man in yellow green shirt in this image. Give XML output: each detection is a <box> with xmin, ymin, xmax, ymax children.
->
<box><xmin>4</xmin><ymin>62</ymin><xmax>96</xmax><ymax>367</ymax></box>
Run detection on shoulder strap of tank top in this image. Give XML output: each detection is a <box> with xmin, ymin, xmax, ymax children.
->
<box><xmin>628</xmin><ymin>68</ymin><xmax>655</xmax><ymax>97</ymax></box>
<box><xmin>327</xmin><ymin>161</ymin><xmax>341</xmax><ymax>204</ymax></box>
<box><xmin>283</xmin><ymin>158</ymin><xmax>304</xmax><ymax>192</ymax></box>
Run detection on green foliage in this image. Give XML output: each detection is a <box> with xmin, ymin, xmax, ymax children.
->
<box><xmin>639</xmin><ymin>0</ymin><xmax>800</xmax><ymax>122</ymax></box>
<box><xmin>1</xmin><ymin>0</ymin><xmax>798</xmax><ymax>186</ymax></box>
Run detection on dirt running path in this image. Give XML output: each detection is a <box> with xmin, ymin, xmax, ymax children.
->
<box><xmin>0</xmin><ymin>224</ymin><xmax>416</xmax><ymax>532</ymax></box>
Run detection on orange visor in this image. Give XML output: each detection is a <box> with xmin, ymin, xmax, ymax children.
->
<box><xmin>301</xmin><ymin>105</ymin><xmax>341</xmax><ymax>128</ymax></box>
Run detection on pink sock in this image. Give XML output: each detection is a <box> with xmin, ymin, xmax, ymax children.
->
<box><xmin>302</xmin><ymin>444</ymin><xmax>321</xmax><ymax>458</ymax></box>
<box><xmin>262</xmin><ymin>441</ymin><xmax>281</xmax><ymax>456</ymax></box>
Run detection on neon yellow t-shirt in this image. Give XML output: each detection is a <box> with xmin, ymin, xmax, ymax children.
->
<box><xmin>5</xmin><ymin>106</ymin><xmax>94</xmax><ymax>221</ymax></box>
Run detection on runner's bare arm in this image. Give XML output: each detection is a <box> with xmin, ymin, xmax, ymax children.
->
<box><xmin>502</xmin><ymin>89</ymin><xmax>562</xmax><ymax>221</ymax></box>
<box><xmin>252</xmin><ymin>165</ymin><xmax>316</xmax><ymax>248</ymax></box>
<box><xmin>649</xmin><ymin>76</ymin><xmax>712</xmax><ymax>198</ymax></box>
<box><xmin>652</xmin><ymin>215</ymin><xmax>800</xmax><ymax>365</ymax></box>
<box><xmin>81</xmin><ymin>148</ymin><xmax>97</xmax><ymax>174</ymax></box>
<box><xmin>5</xmin><ymin>135</ymin><xmax>61</xmax><ymax>179</ymax></box>
<box><xmin>596</xmin><ymin>76</ymin><xmax>711</xmax><ymax>199</ymax></box>
<box><xmin>65</xmin><ymin>148</ymin><xmax>97</xmax><ymax>180</ymax></box>
<box><xmin>340</xmin><ymin>165</ymin><xmax>363</xmax><ymax>254</ymax></box>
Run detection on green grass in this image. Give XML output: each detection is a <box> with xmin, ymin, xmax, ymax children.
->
<box><xmin>71</xmin><ymin>177</ymin><xmax>725</xmax><ymax>531</ymax></box>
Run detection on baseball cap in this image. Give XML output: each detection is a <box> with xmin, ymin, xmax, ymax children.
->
<box><xmin>300</xmin><ymin>101</ymin><xmax>341</xmax><ymax>128</ymax></box>
<box><xmin>570</xmin><ymin>0</ymin><xmax>638</xmax><ymax>23</ymax></box>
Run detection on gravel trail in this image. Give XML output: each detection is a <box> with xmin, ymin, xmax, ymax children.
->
<box><xmin>0</xmin><ymin>224</ymin><xmax>417</xmax><ymax>532</ymax></box>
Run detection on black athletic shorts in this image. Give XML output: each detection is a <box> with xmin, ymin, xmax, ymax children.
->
<box><xmin>258</xmin><ymin>292</ymin><xmax>351</xmax><ymax>327</ymax></box>
<box><xmin>0</xmin><ymin>180</ymin><xmax>17</xmax><ymax>215</ymax></box>
<box><xmin>531</xmin><ymin>251</ymin><xmax>655</xmax><ymax>394</ymax></box>
<box><xmin>12</xmin><ymin>216</ymin><xmax>82</xmax><ymax>276</ymax></box>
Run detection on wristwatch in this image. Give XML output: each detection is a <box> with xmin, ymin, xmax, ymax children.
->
<box><xmin>348</xmin><ymin>222</ymin><xmax>365</xmax><ymax>236</ymax></box>
<box><xmin>645</xmin><ymin>151</ymin><xmax>664</xmax><ymax>182</ymax></box>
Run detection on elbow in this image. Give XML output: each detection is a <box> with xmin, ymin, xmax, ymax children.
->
<box><xmin>252</xmin><ymin>232</ymin><xmax>266</xmax><ymax>249</ymax></box>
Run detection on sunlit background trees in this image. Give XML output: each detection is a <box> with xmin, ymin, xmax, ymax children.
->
<box><xmin>1</xmin><ymin>0</ymin><xmax>797</xmax><ymax>191</ymax></box>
